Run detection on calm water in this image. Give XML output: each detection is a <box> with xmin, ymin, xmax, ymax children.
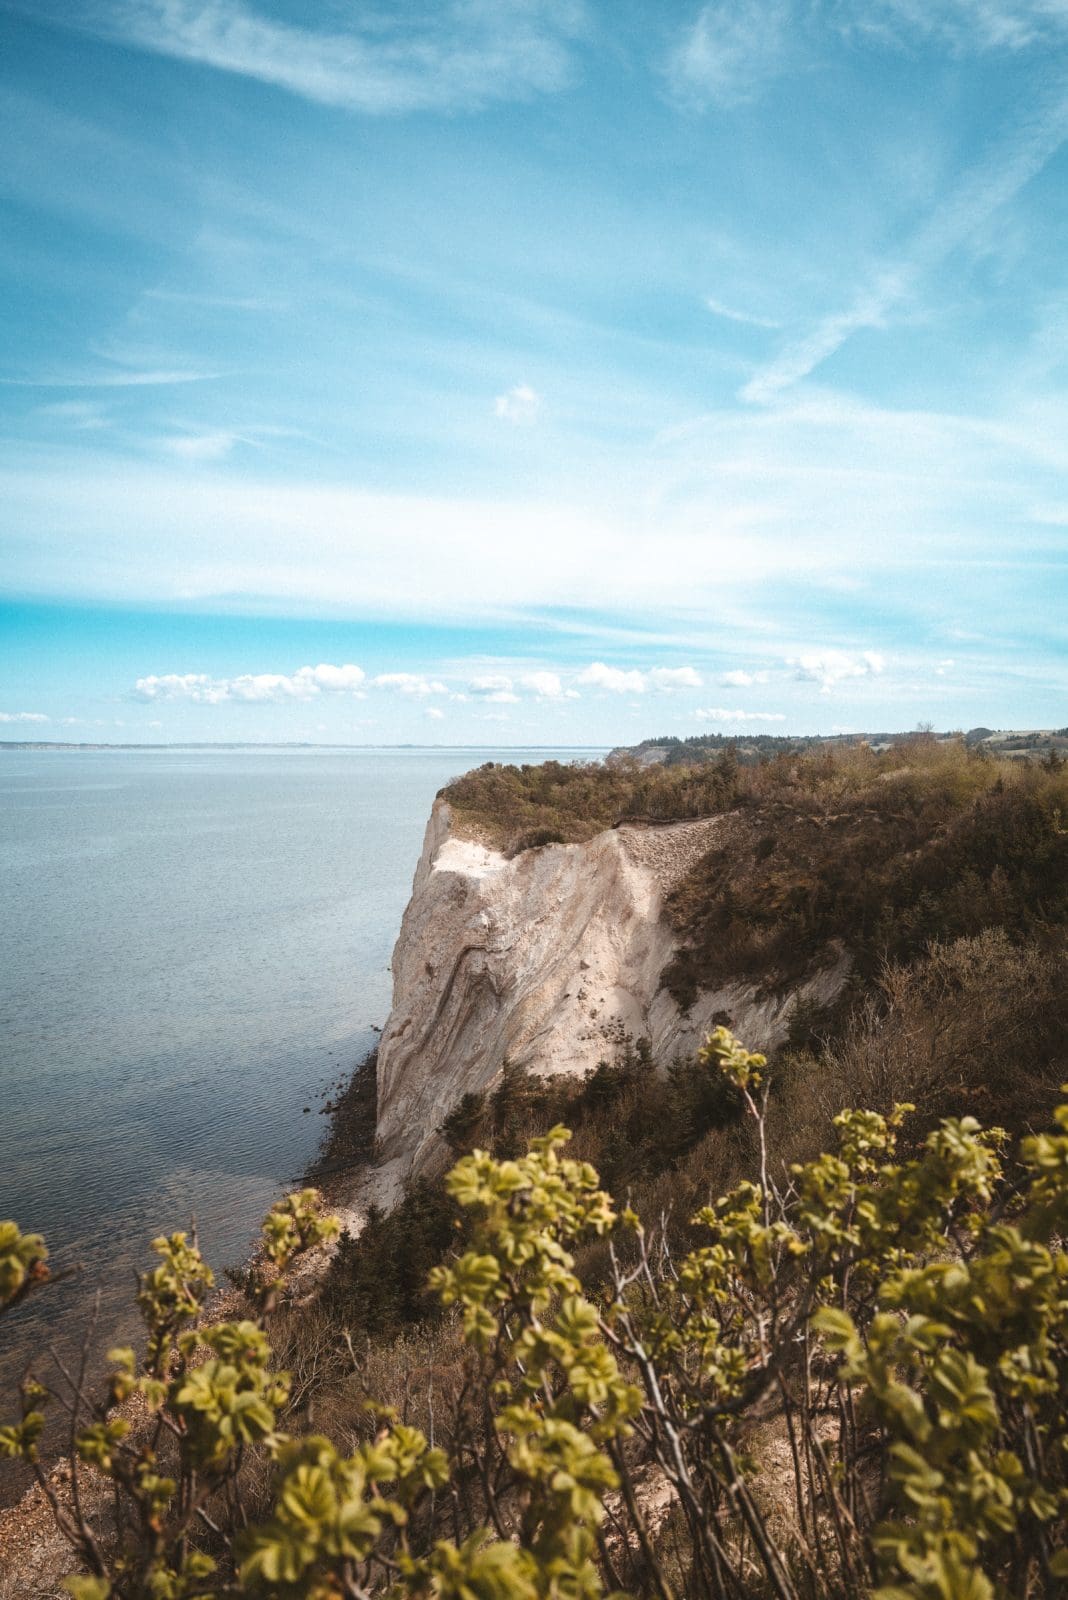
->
<box><xmin>0</xmin><ymin>745</ymin><xmax>599</xmax><ymax>1488</ymax></box>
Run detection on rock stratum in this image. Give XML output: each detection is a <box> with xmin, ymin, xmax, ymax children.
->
<box><xmin>373</xmin><ymin>799</ymin><xmax>849</xmax><ymax>1188</ymax></box>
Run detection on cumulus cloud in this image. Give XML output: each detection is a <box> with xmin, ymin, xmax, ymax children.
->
<box><xmin>649</xmin><ymin>666</ymin><xmax>702</xmax><ymax>690</ymax></box>
<box><xmin>134</xmin><ymin>663</ymin><xmax>366</xmax><ymax>703</ymax></box>
<box><xmin>695</xmin><ymin>707</ymin><xmax>786</xmax><ymax>722</ymax></box>
<box><xmin>791</xmin><ymin>650</ymin><xmax>886</xmax><ymax>693</ymax></box>
<box><xmin>577</xmin><ymin>662</ymin><xmax>702</xmax><ymax>694</ymax></box>
<box><xmin>719</xmin><ymin>669</ymin><xmax>769</xmax><ymax>687</ymax></box>
<box><xmin>494</xmin><ymin>383</ymin><xmax>542</xmax><ymax>425</ymax></box>
<box><xmin>520</xmin><ymin>670</ymin><xmax>578</xmax><ymax>700</ymax></box>
<box><xmin>468</xmin><ymin>674</ymin><xmax>520</xmax><ymax>703</ymax></box>
<box><xmin>304</xmin><ymin>663</ymin><xmax>367</xmax><ymax>692</ymax></box>
<box><xmin>576</xmin><ymin>662</ymin><xmax>648</xmax><ymax>694</ymax></box>
<box><xmin>0</xmin><ymin>710</ymin><xmax>49</xmax><ymax>723</ymax></box>
<box><xmin>371</xmin><ymin>673</ymin><xmax>448</xmax><ymax>697</ymax></box>
<box><xmin>425</xmin><ymin>706</ymin><xmax>445</xmax><ymax>720</ymax></box>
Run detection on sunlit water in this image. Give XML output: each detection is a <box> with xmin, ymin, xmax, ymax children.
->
<box><xmin>0</xmin><ymin>745</ymin><xmax>600</xmax><ymax>1496</ymax></box>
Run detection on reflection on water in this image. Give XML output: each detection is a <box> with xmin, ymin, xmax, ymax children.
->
<box><xmin>0</xmin><ymin>745</ymin><xmax>601</xmax><ymax>1499</ymax></box>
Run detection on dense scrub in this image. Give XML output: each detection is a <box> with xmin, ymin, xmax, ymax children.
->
<box><xmin>441</xmin><ymin>750</ymin><xmax>744</xmax><ymax>850</ymax></box>
<box><xmin>320</xmin><ymin>1039</ymin><xmax>747</xmax><ymax>1346</ymax></box>
<box><xmin>662</xmin><ymin>742</ymin><xmax>1068</xmax><ymax>1002</ymax></box>
<box><xmin>318</xmin><ymin>926</ymin><xmax>1065</xmax><ymax>1355</ymax></box>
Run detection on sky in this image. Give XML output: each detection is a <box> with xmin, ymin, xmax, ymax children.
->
<box><xmin>0</xmin><ymin>0</ymin><xmax>1066</xmax><ymax>745</ymax></box>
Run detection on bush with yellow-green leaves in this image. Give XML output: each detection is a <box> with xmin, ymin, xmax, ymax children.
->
<box><xmin>3</xmin><ymin>1030</ymin><xmax>1068</xmax><ymax>1599</ymax></box>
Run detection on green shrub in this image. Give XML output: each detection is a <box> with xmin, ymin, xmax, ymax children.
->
<box><xmin>6</xmin><ymin>1029</ymin><xmax>1068</xmax><ymax>1599</ymax></box>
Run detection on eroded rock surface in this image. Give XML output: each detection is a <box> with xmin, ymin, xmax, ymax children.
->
<box><xmin>375</xmin><ymin>800</ymin><xmax>849</xmax><ymax>1181</ymax></box>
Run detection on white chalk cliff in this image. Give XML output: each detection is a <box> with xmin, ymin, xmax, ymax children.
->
<box><xmin>373</xmin><ymin>799</ymin><xmax>849</xmax><ymax>1187</ymax></box>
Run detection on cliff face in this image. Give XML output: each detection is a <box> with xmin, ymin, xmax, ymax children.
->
<box><xmin>374</xmin><ymin>800</ymin><xmax>850</xmax><ymax>1184</ymax></box>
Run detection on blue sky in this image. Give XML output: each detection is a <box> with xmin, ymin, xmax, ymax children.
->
<box><xmin>1</xmin><ymin>0</ymin><xmax>1065</xmax><ymax>744</ymax></box>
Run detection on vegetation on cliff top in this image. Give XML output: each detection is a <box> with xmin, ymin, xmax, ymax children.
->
<box><xmin>442</xmin><ymin>738</ymin><xmax>1068</xmax><ymax>1004</ymax></box>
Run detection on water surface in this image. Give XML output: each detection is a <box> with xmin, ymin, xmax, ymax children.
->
<box><xmin>0</xmin><ymin>745</ymin><xmax>599</xmax><ymax>1489</ymax></box>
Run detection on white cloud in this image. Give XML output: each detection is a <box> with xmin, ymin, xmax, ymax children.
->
<box><xmin>849</xmin><ymin>0</ymin><xmax>1068</xmax><ymax>52</ymax></box>
<box><xmin>577</xmin><ymin>662</ymin><xmax>702</xmax><ymax>693</ymax></box>
<box><xmin>371</xmin><ymin>673</ymin><xmax>448</xmax><ymax>697</ymax></box>
<box><xmin>134</xmin><ymin>663</ymin><xmax>366</xmax><ymax>704</ymax></box>
<box><xmin>742</xmin><ymin>75</ymin><xmax>1068</xmax><ymax>403</ymax></box>
<box><xmin>425</xmin><ymin>706</ymin><xmax>446</xmax><ymax>720</ymax></box>
<box><xmin>577</xmin><ymin>662</ymin><xmax>649</xmax><ymax>694</ymax></box>
<box><xmin>520</xmin><ymin>670</ymin><xmax>568</xmax><ymax>699</ymax></box>
<box><xmin>719</xmin><ymin>669</ymin><xmax>769</xmax><ymax>687</ymax></box>
<box><xmin>9</xmin><ymin>377</ymin><xmax>1062</xmax><ymax>630</ymax></box>
<box><xmin>468</xmin><ymin>674</ymin><xmax>519</xmax><ymax>703</ymax></box>
<box><xmin>1</xmin><ymin>367</ymin><xmax>219</xmax><ymax>389</ymax></box>
<box><xmin>649</xmin><ymin>666</ymin><xmax>703</xmax><ymax>690</ymax></box>
<box><xmin>46</xmin><ymin>0</ymin><xmax>587</xmax><ymax>116</ymax></box>
<box><xmin>161</xmin><ymin>430</ymin><xmax>243</xmax><ymax>462</ymax></box>
<box><xmin>934</xmin><ymin>658</ymin><xmax>956</xmax><ymax>676</ymax></box>
<box><xmin>0</xmin><ymin>710</ymin><xmax>49</xmax><ymax>723</ymax></box>
<box><xmin>36</xmin><ymin>399</ymin><xmax>109</xmax><ymax>430</ymax></box>
<box><xmin>665</xmin><ymin>0</ymin><xmax>792</xmax><ymax>109</ymax></box>
<box><xmin>741</xmin><ymin>273</ymin><xmax>905</xmax><ymax>405</ymax></box>
<box><xmin>668</xmin><ymin>0</ymin><xmax>1068</xmax><ymax>126</ymax></box>
<box><xmin>305</xmin><ymin>663</ymin><xmax>366</xmax><ymax>692</ymax></box>
<box><xmin>494</xmin><ymin>383</ymin><xmax>542</xmax><ymax>425</ymax></box>
<box><xmin>791</xmin><ymin>650</ymin><xmax>886</xmax><ymax>693</ymax></box>
<box><xmin>695</xmin><ymin>707</ymin><xmax>787</xmax><ymax>722</ymax></box>
<box><xmin>705</xmin><ymin>296</ymin><xmax>780</xmax><ymax>329</ymax></box>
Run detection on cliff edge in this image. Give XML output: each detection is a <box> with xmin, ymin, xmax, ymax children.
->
<box><xmin>374</xmin><ymin>799</ymin><xmax>849</xmax><ymax>1184</ymax></box>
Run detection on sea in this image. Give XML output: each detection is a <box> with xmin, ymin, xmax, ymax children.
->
<box><xmin>0</xmin><ymin>745</ymin><xmax>601</xmax><ymax>1495</ymax></box>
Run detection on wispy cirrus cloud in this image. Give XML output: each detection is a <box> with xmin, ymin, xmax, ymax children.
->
<box><xmin>30</xmin><ymin>0</ymin><xmax>589</xmax><ymax>117</ymax></box>
<box><xmin>0</xmin><ymin>368</ymin><xmax>220</xmax><ymax>389</ymax></box>
<box><xmin>669</xmin><ymin>0</ymin><xmax>1068</xmax><ymax>117</ymax></box>
<box><xmin>34</xmin><ymin>400</ymin><xmax>111</xmax><ymax>430</ymax></box>
<box><xmin>665</xmin><ymin>0</ymin><xmax>794</xmax><ymax>109</ymax></box>
<box><xmin>159</xmin><ymin>431</ymin><xmax>246</xmax><ymax>462</ymax></box>
<box><xmin>705</xmin><ymin>296</ymin><xmax>780</xmax><ymax>329</ymax></box>
<box><xmin>847</xmin><ymin>0</ymin><xmax>1068</xmax><ymax>53</ymax></box>
<box><xmin>741</xmin><ymin>66</ymin><xmax>1068</xmax><ymax>402</ymax></box>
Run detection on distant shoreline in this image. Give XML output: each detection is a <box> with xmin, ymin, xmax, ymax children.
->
<box><xmin>0</xmin><ymin>741</ymin><xmax>609</xmax><ymax>752</ymax></box>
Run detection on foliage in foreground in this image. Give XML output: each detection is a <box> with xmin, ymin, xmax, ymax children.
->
<box><xmin>4</xmin><ymin>1031</ymin><xmax>1068</xmax><ymax>1599</ymax></box>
